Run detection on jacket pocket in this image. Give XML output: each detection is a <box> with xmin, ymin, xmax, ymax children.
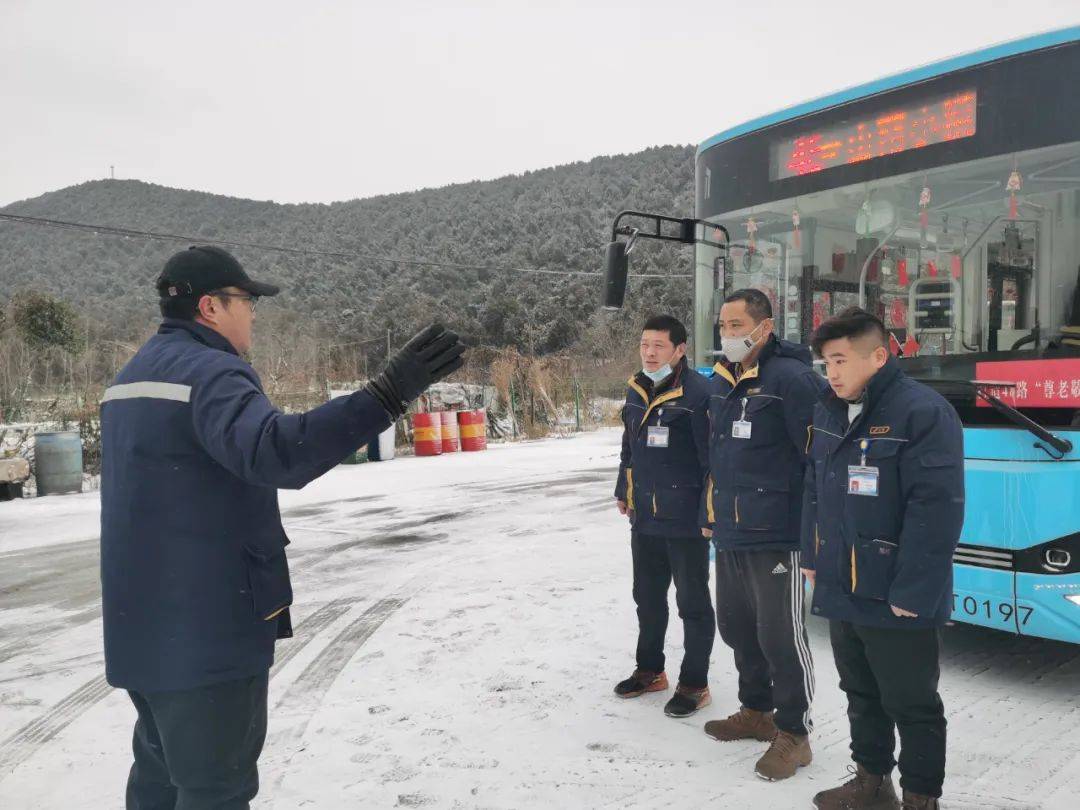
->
<box><xmin>733</xmin><ymin>485</ymin><xmax>790</xmax><ymax>532</ymax></box>
<box><xmin>742</xmin><ymin>396</ymin><xmax>785</xmax><ymax>449</ymax></box>
<box><xmin>849</xmin><ymin>535</ymin><xmax>898</xmax><ymax>601</ymax></box>
<box><xmin>243</xmin><ymin>542</ymin><xmax>293</xmax><ymax>621</ymax></box>
<box><xmin>657</xmin><ymin>407</ymin><xmax>691</xmax><ymax>426</ymax></box>
<box><xmin>654</xmin><ymin>484</ymin><xmax>702</xmax><ymax>522</ymax></box>
<box><xmin>849</xmin><ymin>439</ymin><xmax>903</xmax><ymax>536</ymax></box>
<box><xmin>866</xmin><ymin>438</ymin><xmax>902</xmax><ymax>461</ymax></box>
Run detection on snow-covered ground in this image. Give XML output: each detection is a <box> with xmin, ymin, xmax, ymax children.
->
<box><xmin>1</xmin><ymin>429</ymin><xmax>1079</xmax><ymax>809</ymax></box>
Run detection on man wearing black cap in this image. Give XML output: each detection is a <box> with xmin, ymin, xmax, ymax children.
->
<box><xmin>100</xmin><ymin>245</ymin><xmax>466</xmax><ymax>809</ymax></box>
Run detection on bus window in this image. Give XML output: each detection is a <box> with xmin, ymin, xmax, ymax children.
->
<box><xmin>696</xmin><ymin>141</ymin><xmax>1080</xmax><ymax>367</ymax></box>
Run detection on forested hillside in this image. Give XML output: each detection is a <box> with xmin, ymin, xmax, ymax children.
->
<box><xmin>0</xmin><ymin>145</ymin><xmax>697</xmax><ymax>359</ymax></box>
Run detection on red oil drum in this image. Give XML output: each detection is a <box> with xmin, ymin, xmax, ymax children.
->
<box><xmin>412</xmin><ymin>413</ymin><xmax>443</xmax><ymax>456</ymax></box>
<box><xmin>440</xmin><ymin>411</ymin><xmax>461</xmax><ymax>453</ymax></box>
<box><xmin>458</xmin><ymin>409</ymin><xmax>487</xmax><ymax>452</ymax></box>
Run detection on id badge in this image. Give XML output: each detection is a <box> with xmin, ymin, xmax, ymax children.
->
<box><xmin>647</xmin><ymin>426</ymin><xmax>670</xmax><ymax>448</ymax></box>
<box><xmin>847</xmin><ymin>465</ymin><xmax>879</xmax><ymax>496</ymax></box>
<box><xmin>732</xmin><ymin>420</ymin><xmax>752</xmax><ymax>440</ymax></box>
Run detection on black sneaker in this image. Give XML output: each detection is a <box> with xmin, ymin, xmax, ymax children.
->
<box><xmin>664</xmin><ymin>685</ymin><xmax>712</xmax><ymax>717</ymax></box>
<box><xmin>613</xmin><ymin>670</ymin><xmax>669</xmax><ymax>698</ymax></box>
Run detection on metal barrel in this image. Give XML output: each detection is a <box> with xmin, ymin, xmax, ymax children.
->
<box><xmin>440</xmin><ymin>411</ymin><xmax>461</xmax><ymax>453</ymax></box>
<box><xmin>34</xmin><ymin>431</ymin><xmax>84</xmax><ymax>495</ymax></box>
<box><xmin>411</xmin><ymin>413</ymin><xmax>443</xmax><ymax>457</ymax></box>
<box><xmin>458</xmin><ymin>409</ymin><xmax>488</xmax><ymax>452</ymax></box>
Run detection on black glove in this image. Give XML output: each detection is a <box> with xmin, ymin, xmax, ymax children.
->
<box><xmin>365</xmin><ymin>323</ymin><xmax>466</xmax><ymax>419</ymax></box>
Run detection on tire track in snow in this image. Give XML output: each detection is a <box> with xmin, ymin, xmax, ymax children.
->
<box><xmin>0</xmin><ymin>598</ymin><xmax>354</xmax><ymax>781</ymax></box>
<box><xmin>266</xmin><ymin>595</ymin><xmax>411</xmax><ymax>792</ymax></box>
<box><xmin>0</xmin><ymin>675</ymin><xmax>113</xmax><ymax>777</ymax></box>
<box><xmin>0</xmin><ymin>500</ymin><xmax>452</xmax><ymax>781</ymax></box>
<box><xmin>268</xmin><ymin>598</ymin><xmax>355</xmax><ymax>679</ymax></box>
<box><xmin>272</xmin><ymin>596</ymin><xmax>408</xmax><ymax>720</ymax></box>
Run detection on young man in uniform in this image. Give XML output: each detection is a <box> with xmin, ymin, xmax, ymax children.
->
<box><xmin>614</xmin><ymin>314</ymin><xmax>715</xmax><ymax>718</ymax></box>
<box><xmin>701</xmin><ymin>289</ymin><xmax>825</xmax><ymax>781</ymax></box>
<box><xmin>802</xmin><ymin>308</ymin><xmax>964</xmax><ymax>810</ymax></box>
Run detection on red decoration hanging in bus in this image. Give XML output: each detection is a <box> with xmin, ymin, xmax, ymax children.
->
<box><xmin>889</xmin><ymin>332</ymin><xmax>903</xmax><ymax>357</ymax></box>
<box><xmin>745</xmin><ymin>216</ymin><xmax>758</xmax><ymax>250</ymax></box>
<box><xmin>897</xmin><ymin>257</ymin><xmax>909</xmax><ymax>286</ymax></box>
<box><xmin>927</xmin><ymin>259</ymin><xmax>938</xmax><ymax>278</ymax></box>
<box><xmin>903</xmin><ymin>334</ymin><xmax>920</xmax><ymax>357</ymax></box>
<box><xmin>1006</xmin><ymin>169</ymin><xmax>1023</xmax><ymax>220</ymax></box>
<box><xmin>951</xmin><ymin>254</ymin><xmax>962</xmax><ymax>279</ymax></box>
<box><xmin>812</xmin><ymin>294</ymin><xmax>830</xmax><ymax>330</ymax></box>
<box><xmin>791</xmin><ymin>209</ymin><xmax>801</xmax><ymax>250</ymax></box>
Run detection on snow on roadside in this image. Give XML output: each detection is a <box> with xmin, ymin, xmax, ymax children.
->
<box><xmin>1</xmin><ymin>430</ymin><xmax>1078</xmax><ymax>809</ymax></box>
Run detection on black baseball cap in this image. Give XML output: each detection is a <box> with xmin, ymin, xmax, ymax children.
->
<box><xmin>156</xmin><ymin>245</ymin><xmax>280</xmax><ymax>300</ymax></box>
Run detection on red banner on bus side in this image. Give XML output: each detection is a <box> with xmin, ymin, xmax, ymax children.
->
<box><xmin>974</xmin><ymin>358</ymin><xmax>1080</xmax><ymax>407</ymax></box>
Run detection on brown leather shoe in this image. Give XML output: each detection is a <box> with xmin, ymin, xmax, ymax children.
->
<box><xmin>813</xmin><ymin>764</ymin><xmax>901</xmax><ymax>809</ymax></box>
<box><xmin>704</xmin><ymin>707</ymin><xmax>777</xmax><ymax>742</ymax></box>
<box><xmin>754</xmin><ymin>730</ymin><xmax>812</xmax><ymax>781</ymax></box>
<box><xmin>901</xmin><ymin>790</ymin><xmax>938</xmax><ymax>810</ymax></box>
<box><xmin>613</xmin><ymin>669</ymin><xmax>669</xmax><ymax>698</ymax></box>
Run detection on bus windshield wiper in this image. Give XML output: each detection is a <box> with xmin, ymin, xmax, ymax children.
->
<box><xmin>969</xmin><ymin>381</ymin><xmax>1074</xmax><ymax>457</ymax></box>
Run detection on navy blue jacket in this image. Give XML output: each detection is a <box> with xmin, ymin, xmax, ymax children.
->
<box><xmin>100</xmin><ymin>319</ymin><xmax>392</xmax><ymax>692</ymax></box>
<box><xmin>703</xmin><ymin>337</ymin><xmax>827</xmax><ymax>552</ymax></box>
<box><xmin>615</xmin><ymin>359</ymin><xmax>711</xmax><ymax>539</ymax></box>
<box><xmin>800</xmin><ymin>358</ymin><xmax>965</xmax><ymax>629</ymax></box>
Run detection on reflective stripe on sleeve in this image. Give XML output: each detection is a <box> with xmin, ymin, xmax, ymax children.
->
<box><xmin>101</xmin><ymin>382</ymin><xmax>193</xmax><ymax>404</ymax></box>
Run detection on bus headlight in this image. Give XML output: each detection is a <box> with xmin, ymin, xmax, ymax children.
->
<box><xmin>1067</xmin><ymin>595</ymin><xmax>1080</xmax><ymax>607</ymax></box>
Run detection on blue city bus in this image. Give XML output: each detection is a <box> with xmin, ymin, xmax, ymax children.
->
<box><xmin>605</xmin><ymin>27</ymin><xmax>1080</xmax><ymax>643</ymax></box>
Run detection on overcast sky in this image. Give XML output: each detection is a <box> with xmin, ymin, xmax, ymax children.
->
<box><xmin>2</xmin><ymin>0</ymin><xmax>1077</xmax><ymax>208</ymax></box>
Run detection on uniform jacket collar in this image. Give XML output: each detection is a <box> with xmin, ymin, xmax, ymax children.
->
<box><xmin>159</xmin><ymin>318</ymin><xmax>240</xmax><ymax>357</ymax></box>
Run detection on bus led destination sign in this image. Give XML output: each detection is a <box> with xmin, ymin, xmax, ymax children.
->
<box><xmin>772</xmin><ymin>90</ymin><xmax>977</xmax><ymax>180</ymax></box>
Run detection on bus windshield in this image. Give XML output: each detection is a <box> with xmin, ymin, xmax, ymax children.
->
<box><xmin>696</xmin><ymin>140</ymin><xmax>1080</xmax><ymax>363</ymax></box>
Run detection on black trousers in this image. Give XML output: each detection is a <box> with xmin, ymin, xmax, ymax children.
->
<box><xmin>125</xmin><ymin>672</ymin><xmax>269</xmax><ymax>810</ymax></box>
<box><xmin>714</xmin><ymin>548</ymin><xmax>814</xmax><ymax>736</ymax></box>
<box><xmin>631</xmin><ymin>531</ymin><xmax>715</xmax><ymax>689</ymax></box>
<box><xmin>830</xmin><ymin>621</ymin><xmax>946</xmax><ymax>798</ymax></box>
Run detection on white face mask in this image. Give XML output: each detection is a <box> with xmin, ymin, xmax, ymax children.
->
<box><xmin>642</xmin><ymin>364</ymin><xmax>673</xmax><ymax>384</ymax></box>
<box><xmin>720</xmin><ymin>322</ymin><xmax>765</xmax><ymax>364</ymax></box>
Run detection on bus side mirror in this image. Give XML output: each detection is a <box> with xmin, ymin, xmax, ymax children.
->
<box><xmin>602</xmin><ymin>240</ymin><xmax>629</xmax><ymax>310</ymax></box>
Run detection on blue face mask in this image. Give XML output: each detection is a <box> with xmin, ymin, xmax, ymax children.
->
<box><xmin>643</xmin><ymin>364</ymin><xmax>673</xmax><ymax>384</ymax></box>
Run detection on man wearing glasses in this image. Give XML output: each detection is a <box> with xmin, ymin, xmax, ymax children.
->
<box><xmin>100</xmin><ymin>245</ymin><xmax>465</xmax><ymax>809</ymax></box>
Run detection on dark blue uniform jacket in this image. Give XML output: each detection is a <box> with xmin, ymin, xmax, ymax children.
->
<box><xmin>615</xmin><ymin>359</ymin><xmax>711</xmax><ymax>539</ymax></box>
<box><xmin>703</xmin><ymin>337</ymin><xmax>827</xmax><ymax>552</ymax></box>
<box><xmin>100</xmin><ymin>319</ymin><xmax>391</xmax><ymax>692</ymax></box>
<box><xmin>800</xmin><ymin>357</ymin><xmax>965</xmax><ymax>629</ymax></box>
